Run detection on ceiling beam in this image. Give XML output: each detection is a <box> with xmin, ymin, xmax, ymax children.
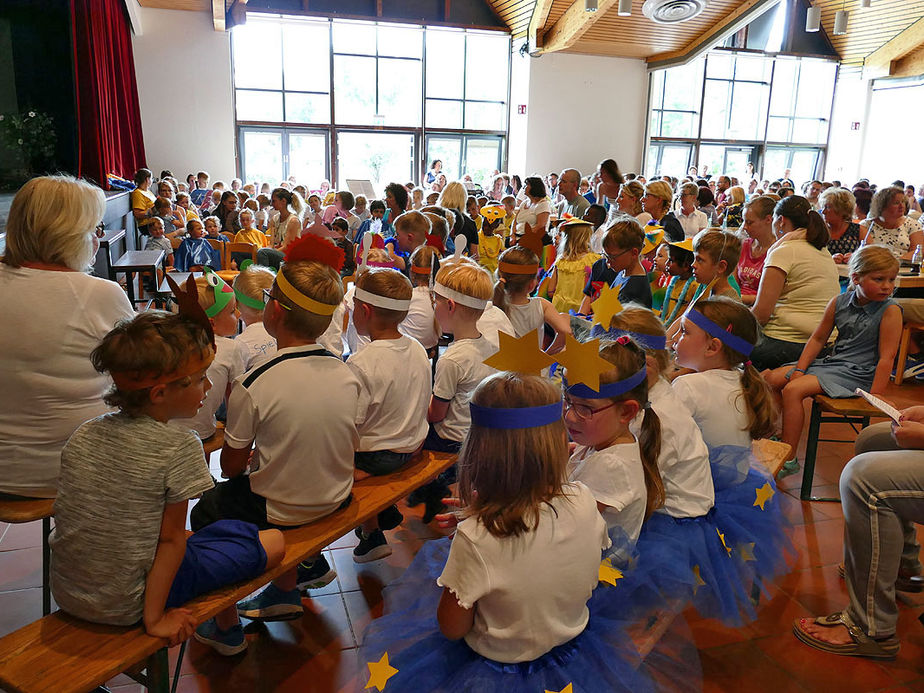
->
<box><xmin>528</xmin><ymin>0</ymin><xmax>555</xmax><ymax>53</ymax></box>
<box><xmin>863</xmin><ymin>16</ymin><xmax>924</xmax><ymax>80</ymax></box>
<box><xmin>212</xmin><ymin>0</ymin><xmax>225</xmax><ymax>31</ymax></box>
<box><xmin>891</xmin><ymin>44</ymin><xmax>924</xmax><ymax>79</ymax></box>
<box><xmin>646</xmin><ymin>0</ymin><xmax>780</xmax><ymax>70</ymax></box>
<box><xmin>536</xmin><ymin>0</ymin><xmax>619</xmax><ymax>54</ymax></box>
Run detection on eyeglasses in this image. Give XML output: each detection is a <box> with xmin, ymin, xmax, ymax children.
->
<box><xmin>603</xmin><ymin>248</ymin><xmax>631</xmax><ymax>263</ymax></box>
<box><xmin>562</xmin><ymin>393</ymin><xmax>619</xmax><ymax>421</ymax></box>
<box><xmin>262</xmin><ymin>288</ymin><xmax>290</xmax><ymax>311</ymax></box>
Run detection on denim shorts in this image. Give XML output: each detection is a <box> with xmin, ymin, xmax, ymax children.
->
<box><xmin>354</xmin><ymin>450</ymin><xmax>412</xmax><ymax>476</ymax></box>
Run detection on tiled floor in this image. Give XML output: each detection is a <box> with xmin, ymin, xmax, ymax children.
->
<box><xmin>1</xmin><ymin>381</ymin><xmax>922</xmax><ymax>692</ymax></box>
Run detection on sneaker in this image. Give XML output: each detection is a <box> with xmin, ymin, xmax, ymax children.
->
<box><xmin>422</xmin><ymin>496</ymin><xmax>447</xmax><ymax>524</ymax></box>
<box><xmin>405</xmin><ymin>489</ymin><xmax>426</xmax><ymax>507</ymax></box>
<box><xmin>777</xmin><ymin>457</ymin><xmax>801</xmax><ymax>479</ymax></box>
<box><xmin>237</xmin><ymin>583</ymin><xmax>303</xmax><ymax>621</ymax></box>
<box><xmin>377</xmin><ymin>505</ymin><xmax>404</xmax><ymax>531</ymax></box>
<box><xmin>353</xmin><ymin>528</ymin><xmax>392</xmax><ymax>564</ymax></box>
<box><xmin>296</xmin><ymin>555</ymin><xmax>337</xmax><ymax>591</ymax></box>
<box><xmin>194</xmin><ymin>618</ymin><xmax>247</xmax><ymax>656</ymax></box>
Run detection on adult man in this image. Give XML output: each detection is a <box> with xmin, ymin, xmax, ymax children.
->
<box><xmin>805</xmin><ymin>180</ymin><xmax>823</xmax><ymax>209</ymax></box>
<box><xmin>557</xmin><ymin>168</ymin><xmax>590</xmax><ymax>220</ymax></box>
<box><xmin>777</xmin><ymin>168</ymin><xmax>794</xmax><ymax>189</ymax></box>
<box><xmin>715</xmin><ymin>176</ymin><xmax>731</xmax><ymax>207</ymax></box>
<box><xmin>675</xmin><ymin>182</ymin><xmax>708</xmax><ymax>238</ymax></box>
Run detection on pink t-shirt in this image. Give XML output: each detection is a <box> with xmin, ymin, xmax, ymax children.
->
<box><xmin>736</xmin><ymin>237</ymin><xmax>766</xmax><ymax>297</ymax></box>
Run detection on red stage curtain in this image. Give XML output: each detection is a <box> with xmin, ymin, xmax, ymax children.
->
<box><xmin>70</xmin><ymin>0</ymin><xmax>146</xmax><ymax>188</ymax></box>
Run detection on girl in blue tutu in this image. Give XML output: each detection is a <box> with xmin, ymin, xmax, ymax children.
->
<box><xmin>359</xmin><ymin>372</ymin><xmax>657</xmax><ymax>693</ymax></box>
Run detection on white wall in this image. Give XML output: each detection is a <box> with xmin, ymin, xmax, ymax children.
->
<box><xmin>518</xmin><ymin>51</ymin><xmax>648</xmax><ymax>180</ymax></box>
<box><xmin>860</xmin><ymin>80</ymin><xmax>924</xmax><ymax>188</ymax></box>
<box><xmin>132</xmin><ymin>5</ymin><xmax>236</xmax><ymax>180</ymax></box>
<box><xmin>825</xmin><ymin>71</ymin><xmax>868</xmax><ymax>185</ymax></box>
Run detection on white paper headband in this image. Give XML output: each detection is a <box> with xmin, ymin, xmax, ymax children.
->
<box><xmin>432</xmin><ymin>282</ymin><xmax>488</xmax><ymax>310</ymax></box>
<box><xmin>353</xmin><ymin>287</ymin><xmax>411</xmax><ymax>312</ymax></box>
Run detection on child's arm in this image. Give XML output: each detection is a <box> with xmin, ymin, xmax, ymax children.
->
<box><xmin>165</xmin><ymin>252</ymin><xmax>174</xmax><ymax>269</ymax></box>
<box><xmin>437</xmin><ymin>588</ymin><xmax>475</xmax><ymax>640</ymax></box>
<box><xmin>143</xmin><ymin>500</ymin><xmax>196</xmax><ymax>645</ymax></box>
<box><xmin>220</xmin><ymin>441</ymin><xmax>252</xmax><ymax>479</ymax></box>
<box><xmin>789</xmin><ymin>297</ymin><xmax>837</xmax><ymax>378</ymax></box>
<box><xmin>540</xmin><ymin>298</ymin><xmax>572</xmax><ymax>354</ymax></box>
<box><xmin>428</xmin><ymin>395</ymin><xmax>450</xmax><ymax>423</ymax></box>
<box><xmin>545</xmin><ymin>266</ymin><xmax>558</xmax><ymax>297</ymax></box>
<box><xmin>870</xmin><ymin>304</ymin><xmax>903</xmax><ymax>394</ymax></box>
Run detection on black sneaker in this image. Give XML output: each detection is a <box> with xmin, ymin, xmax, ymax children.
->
<box><xmin>377</xmin><ymin>505</ymin><xmax>404</xmax><ymax>531</ymax></box>
<box><xmin>353</xmin><ymin>528</ymin><xmax>392</xmax><ymax>564</ymax></box>
<box><xmin>422</xmin><ymin>496</ymin><xmax>447</xmax><ymax>524</ymax></box>
<box><xmin>295</xmin><ymin>555</ymin><xmax>337</xmax><ymax>591</ymax></box>
<box><xmin>405</xmin><ymin>489</ymin><xmax>426</xmax><ymax>507</ymax></box>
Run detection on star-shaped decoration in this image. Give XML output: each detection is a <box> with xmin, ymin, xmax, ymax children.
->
<box><xmin>555</xmin><ymin>335</ymin><xmax>614</xmax><ymax>392</ymax></box>
<box><xmin>598</xmin><ymin>558</ymin><xmax>624</xmax><ymax>587</ymax></box>
<box><xmin>738</xmin><ymin>542</ymin><xmax>756</xmax><ymax>562</ymax></box>
<box><xmin>716</xmin><ymin>529</ymin><xmax>732</xmax><ymax>556</ymax></box>
<box><xmin>365</xmin><ymin>653</ymin><xmax>398</xmax><ymax>691</ymax></box>
<box><xmin>545</xmin><ymin>684</ymin><xmax>573</xmax><ymax>693</ymax></box>
<box><xmin>692</xmin><ymin>564</ymin><xmax>706</xmax><ymax>594</ymax></box>
<box><xmin>753</xmin><ymin>482</ymin><xmax>775</xmax><ymax>511</ymax></box>
<box><xmin>590</xmin><ymin>283</ymin><xmax>623</xmax><ymax>330</ymax></box>
<box><xmin>483</xmin><ymin>330</ymin><xmax>554</xmax><ymax>376</ymax></box>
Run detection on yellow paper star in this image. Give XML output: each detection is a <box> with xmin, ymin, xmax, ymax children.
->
<box><xmin>753</xmin><ymin>482</ymin><xmax>775</xmax><ymax>511</ymax></box>
<box><xmin>483</xmin><ymin>329</ymin><xmax>554</xmax><ymax>376</ymax></box>
<box><xmin>692</xmin><ymin>564</ymin><xmax>706</xmax><ymax>594</ymax></box>
<box><xmin>365</xmin><ymin>653</ymin><xmax>398</xmax><ymax>691</ymax></box>
<box><xmin>716</xmin><ymin>528</ymin><xmax>731</xmax><ymax>556</ymax></box>
<box><xmin>598</xmin><ymin>558</ymin><xmax>624</xmax><ymax>587</ymax></box>
<box><xmin>739</xmin><ymin>542</ymin><xmax>756</xmax><ymax>562</ymax></box>
<box><xmin>590</xmin><ymin>283</ymin><xmax>624</xmax><ymax>330</ymax></box>
<box><xmin>556</xmin><ymin>335</ymin><xmax>614</xmax><ymax>392</ymax></box>
<box><xmin>545</xmin><ymin>684</ymin><xmax>573</xmax><ymax>693</ymax></box>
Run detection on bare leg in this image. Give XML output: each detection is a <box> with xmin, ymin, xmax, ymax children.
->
<box><xmin>781</xmin><ymin>375</ymin><xmax>823</xmax><ymax>452</ymax></box>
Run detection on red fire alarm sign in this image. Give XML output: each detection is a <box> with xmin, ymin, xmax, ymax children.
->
<box><xmin>517</xmin><ymin>105</ymin><xmax>527</xmax><ymax>115</ymax></box>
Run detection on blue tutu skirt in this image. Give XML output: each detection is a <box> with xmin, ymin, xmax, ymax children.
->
<box><xmin>359</xmin><ymin>536</ymin><xmax>701</xmax><ymax>692</ymax></box>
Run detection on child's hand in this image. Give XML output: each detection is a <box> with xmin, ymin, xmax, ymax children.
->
<box><xmin>434</xmin><ymin>497</ymin><xmax>464</xmax><ymax>531</ymax></box>
<box><xmin>147</xmin><ymin>608</ymin><xmax>196</xmax><ymax>647</ymax></box>
<box><xmin>900</xmin><ymin>406</ymin><xmax>924</xmax><ymax>424</ymax></box>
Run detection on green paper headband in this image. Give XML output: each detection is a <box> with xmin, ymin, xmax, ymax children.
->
<box><xmin>233</xmin><ymin>260</ymin><xmax>276</xmax><ymax>310</ymax></box>
<box><xmin>203</xmin><ymin>268</ymin><xmax>235</xmax><ymax>318</ymax></box>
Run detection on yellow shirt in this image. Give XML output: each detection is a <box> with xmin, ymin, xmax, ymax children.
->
<box><xmin>478</xmin><ymin>233</ymin><xmax>504</xmax><ymax>273</ymax></box>
<box><xmin>551</xmin><ymin>252</ymin><xmax>600</xmax><ymax>314</ymax></box>
<box><xmin>234</xmin><ymin>229</ymin><xmax>268</xmax><ymax>247</ymax></box>
<box><xmin>131</xmin><ymin>188</ymin><xmax>156</xmax><ymax>229</ymax></box>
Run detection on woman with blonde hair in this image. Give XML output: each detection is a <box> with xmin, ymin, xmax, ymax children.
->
<box><xmin>818</xmin><ymin>187</ymin><xmax>861</xmax><ymax>265</ymax></box>
<box><xmin>642</xmin><ymin>181</ymin><xmax>684</xmax><ymax>242</ymax></box>
<box><xmin>722</xmin><ymin>186</ymin><xmax>746</xmax><ymax>230</ymax></box>
<box><xmin>438</xmin><ymin>180</ymin><xmax>479</xmax><ymax>258</ymax></box>
<box><xmin>0</xmin><ymin>175</ymin><xmax>134</xmax><ymax>498</ymax></box>
<box><xmin>615</xmin><ymin>180</ymin><xmax>652</xmax><ymax>227</ymax></box>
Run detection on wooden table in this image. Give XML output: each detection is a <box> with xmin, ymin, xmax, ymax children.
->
<box><xmin>112</xmin><ymin>250</ymin><xmax>165</xmax><ymax>306</ymax></box>
<box><xmin>156</xmin><ymin>271</ymin><xmax>201</xmax><ymax>294</ymax></box>
<box><xmin>97</xmin><ymin>228</ymin><xmax>126</xmax><ymax>281</ymax></box>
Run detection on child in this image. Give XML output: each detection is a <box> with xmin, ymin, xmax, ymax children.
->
<box><xmin>321</xmin><ymin>189</ymin><xmax>359</xmax><ymax>237</ymax></box>
<box><xmin>143</xmin><ymin>217</ymin><xmax>174</xmax><ymax>272</ymax></box>
<box><xmin>231</xmin><ymin>209</ymin><xmax>269</xmax><ymax>269</ymax></box>
<box><xmin>233</xmin><ymin>263</ymin><xmax>278</xmax><ymax>370</ymax></box>
<box><xmin>549</xmin><ymin>218</ymin><xmax>601</xmax><ymax>314</ymax></box>
<box><xmin>579</xmin><ymin>216</ymin><xmax>652</xmax><ymax>314</ymax></box>
<box><xmin>650</xmin><ymin>243</ymin><xmax>670</xmax><ymax>311</ymax></box>
<box><xmin>466</xmin><ymin>196</ymin><xmax>483</xmax><ymax>232</ymax></box>
<box><xmin>175</xmin><ymin>192</ymin><xmax>200</xmax><ymax>223</ymax></box>
<box><xmin>203</xmin><ymin>215</ymin><xmax>227</xmax><ymax>244</ymax></box>
<box><xmin>353</xmin><ymin>199</ymin><xmax>395</xmax><ymax>244</ymax></box>
<box><xmin>171</xmin><ymin>272</ymin><xmax>246</xmax><ymax>441</ymax></box>
<box><xmin>360</xmin><ymin>373</ymin><xmax>648</xmax><ymax>691</ymax></box>
<box><xmin>476</xmin><ymin>205</ymin><xmax>505</xmax><ymax>273</ymax></box>
<box><xmin>305</xmin><ymin>193</ymin><xmax>322</xmax><ymax>224</ymax></box>
<box><xmin>501</xmin><ymin>194</ymin><xmax>516</xmax><ymax>243</ymax></box>
<box><xmin>51</xmin><ymin>308</ymin><xmax>284</xmax><ymax>656</ymax></box>
<box><xmin>411</xmin><ymin>187</ymin><xmax>424</xmax><ymax>210</ymax></box>
<box><xmin>190</xmin><ymin>235</ymin><xmax>362</xmax><ymax>616</ymax></box>
<box><xmin>765</xmin><ymin>245</ymin><xmax>901</xmax><ymax>465</ymax></box>
<box><xmin>174</xmin><ymin>219</ymin><xmax>219</xmax><ymax>272</ymax></box>
<box><xmin>153</xmin><ymin>196</ymin><xmax>184</xmax><ymax>239</ymax></box>
<box><xmin>354</xmin><ymin>194</ymin><xmax>371</xmax><ymax>223</ymax></box>
<box><xmin>347</xmin><ymin>267</ymin><xmax>431</xmax><ymax>562</ymax></box>
<box><xmin>492</xmin><ymin>245</ymin><xmax>571</xmax><ymax>351</ymax></box>
<box><xmin>659</xmin><ymin>238</ymin><xmax>700</xmax><ymax>325</ymax></box>
<box><xmin>255</xmin><ymin>194</ymin><xmax>272</xmax><ymax>230</ymax></box>
<box><xmin>330</xmin><ymin>216</ymin><xmax>357</xmax><ymax>277</ymax></box>
<box><xmin>398</xmin><ymin>245</ymin><xmax>441</xmax><ymax>351</ymax></box>
<box><xmin>690</xmin><ymin>229</ymin><xmax>742</xmax><ymax>301</ymax></box>
<box><xmin>393</xmin><ymin>210</ymin><xmax>432</xmax><ymax>272</ymax></box>
<box><xmin>345</xmin><ymin>247</ymin><xmax>393</xmax><ymax>355</ymax></box>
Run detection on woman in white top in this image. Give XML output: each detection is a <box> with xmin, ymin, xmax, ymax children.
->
<box><xmin>615</xmin><ymin>180</ymin><xmax>653</xmax><ymax>227</ymax></box>
<box><xmin>861</xmin><ymin>185</ymin><xmax>923</xmax><ymax>259</ymax></box>
<box><xmin>257</xmin><ymin>187</ymin><xmax>304</xmax><ymax>270</ymax></box>
<box><xmin>594</xmin><ymin>158</ymin><xmax>625</xmax><ymax>225</ymax></box>
<box><xmin>513</xmin><ymin>176</ymin><xmax>551</xmax><ymax>238</ymax></box>
<box><xmin>0</xmin><ymin>175</ymin><xmax>134</xmax><ymax>498</ymax></box>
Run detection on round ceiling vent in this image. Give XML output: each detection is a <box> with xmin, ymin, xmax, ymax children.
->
<box><xmin>641</xmin><ymin>0</ymin><xmax>707</xmax><ymax>23</ymax></box>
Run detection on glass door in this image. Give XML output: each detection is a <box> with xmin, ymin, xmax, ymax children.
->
<box><xmin>425</xmin><ymin>134</ymin><xmax>503</xmax><ymax>188</ymax></box>
<box><xmin>646</xmin><ymin>142</ymin><xmax>693</xmax><ymax>178</ymax></box>
<box><xmin>764</xmin><ymin>146</ymin><xmax>822</xmax><ymax>185</ymax></box>
<box><xmin>239</xmin><ymin>127</ymin><xmax>330</xmax><ymax>187</ymax></box>
<box><xmin>288</xmin><ymin>131</ymin><xmax>329</xmax><ymax>189</ymax></box>
<box><xmin>464</xmin><ymin>137</ymin><xmax>502</xmax><ymax>189</ymax></box>
<box><xmin>425</xmin><ymin>136</ymin><xmax>463</xmax><ymax>182</ymax></box>
<box><xmin>337</xmin><ymin>131</ymin><xmax>416</xmax><ymax>192</ymax></box>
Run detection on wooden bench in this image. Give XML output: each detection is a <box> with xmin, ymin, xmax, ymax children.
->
<box><xmin>895</xmin><ymin>321</ymin><xmax>924</xmax><ymax>385</ymax></box>
<box><xmin>0</xmin><ymin>498</ymin><xmax>55</xmax><ymax>617</ymax></box>
<box><xmin>752</xmin><ymin>439</ymin><xmax>794</xmax><ymax>479</ymax></box>
<box><xmin>801</xmin><ymin>395</ymin><xmax>885</xmax><ymax>502</ymax></box>
<box><xmin>0</xmin><ymin>451</ymin><xmax>456</xmax><ymax>693</ymax></box>
<box><xmin>201</xmin><ymin>422</ymin><xmax>225</xmax><ymax>457</ymax></box>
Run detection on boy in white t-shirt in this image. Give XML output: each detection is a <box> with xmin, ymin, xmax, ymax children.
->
<box><xmin>347</xmin><ymin>267</ymin><xmax>431</xmax><ymax>562</ymax></box>
<box><xmin>232</xmin><ymin>263</ymin><xmax>278</xmax><ymax>370</ymax></box>
<box><xmin>399</xmin><ymin>245</ymin><xmax>441</xmax><ymax>350</ymax></box>
<box><xmin>190</xmin><ymin>237</ymin><xmax>362</xmax><ymax>619</ymax></box>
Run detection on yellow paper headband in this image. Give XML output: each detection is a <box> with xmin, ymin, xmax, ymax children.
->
<box><xmin>275</xmin><ymin>271</ymin><xmax>339</xmax><ymax>316</ymax></box>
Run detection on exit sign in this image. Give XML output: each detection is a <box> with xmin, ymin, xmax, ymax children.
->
<box><xmin>850</xmin><ymin>122</ymin><xmax>860</xmax><ymax>130</ymax></box>
<box><xmin>517</xmin><ymin>104</ymin><xmax>527</xmax><ymax>115</ymax></box>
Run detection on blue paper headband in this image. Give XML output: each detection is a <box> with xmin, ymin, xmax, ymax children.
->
<box><xmin>589</xmin><ymin>325</ymin><xmax>668</xmax><ymax>351</ymax></box>
<box><xmin>469</xmin><ymin>400</ymin><xmax>563</xmax><ymax>429</ymax></box>
<box><xmin>684</xmin><ymin>309</ymin><xmax>754</xmax><ymax>358</ymax></box>
<box><xmin>563</xmin><ymin>367</ymin><xmax>647</xmax><ymax>400</ymax></box>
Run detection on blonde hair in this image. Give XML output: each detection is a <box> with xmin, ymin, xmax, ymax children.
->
<box><xmin>438</xmin><ymin>181</ymin><xmax>468</xmax><ymax>212</ymax></box>
<box><xmin>355</xmin><ymin>267</ymin><xmax>412</xmax><ymax>323</ymax></box>
<box><xmin>726</xmin><ymin>186</ymin><xmax>746</xmax><ymax>206</ymax></box>
<box><xmin>603</xmin><ymin>215</ymin><xmax>644</xmax><ymax>252</ymax></box>
<box><xmin>848</xmin><ymin>243</ymin><xmax>899</xmax><ymax>281</ymax></box>
<box><xmin>610</xmin><ymin>305</ymin><xmax>670</xmax><ymax>375</ymax></box>
<box><xmin>233</xmin><ymin>264</ymin><xmax>276</xmax><ymax>311</ymax></box>
<box><xmin>193</xmin><ymin>275</ymin><xmax>236</xmax><ymax>315</ymax></box>
<box><xmin>3</xmin><ymin>175</ymin><xmax>104</xmax><ymax>270</ymax></box>
<box><xmin>645</xmin><ymin>180</ymin><xmax>673</xmax><ymax>212</ymax></box>
<box><xmin>435</xmin><ymin>261</ymin><xmax>493</xmax><ymax>318</ymax></box>
<box><xmin>493</xmin><ymin>245</ymin><xmax>539</xmax><ymax>312</ymax></box>
<box><xmin>695</xmin><ymin>298</ymin><xmax>777</xmax><ymax>439</ymax></box>
<box><xmin>275</xmin><ymin>261</ymin><xmax>343</xmax><ymax>338</ymax></box>
<box><xmin>818</xmin><ymin>187</ymin><xmax>856</xmax><ymax>222</ymax></box>
<box><xmin>458</xmin><ymin>373</ymin><xmax>569</xmax><ymax>538</ymax></box>
<box><xmin>558</xmin><ymin>221</ymin><xmax>593</xmax><ymax>261</ymax></box>
<box><xmin>693</xmin><ymin>229</ymin><xmax>741</xmax><ymax>275</ymax></box>
<box><xmin>394</xmin><ymin>210</ymin><xmax>431</xmax><ymax>243</ymax></box>
<box><xmin>409</xmin><ymin>245</ymin><xmax>438</xmax><ymax>286</ymax></box>
<box><xmin>621</xmin><ymin>181</ymin><xmax>645</xmax><ymax>216</ymax></box>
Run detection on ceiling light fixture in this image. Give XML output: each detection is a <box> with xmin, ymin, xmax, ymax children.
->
<box><xmin>618</xmin><ymin>0</ymin><xmax>633</xmax><ymax>16</ymax></box>
<box><xmin>833</xmin><ymin>8</ymin><xmax>848</xmax><ymax>34</ymax></box>
<box><xmin>806</xmin><ymin>4</ymin><xmax>821</xmax><ymax>32</ymax></box>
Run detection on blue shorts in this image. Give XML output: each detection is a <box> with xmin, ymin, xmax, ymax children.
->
<box><xmin>165</xmin><ymin>519</ymin><xmax>267</xmax><ymax>609</ymax></box>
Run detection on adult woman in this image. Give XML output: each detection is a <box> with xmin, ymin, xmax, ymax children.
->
<box><xmin>431</xmin><ymin>173</ymin><xmax>447</xmax><ymax>194</ymax></box>
<box><xmin>819</xmin><ymin>187</ymin><xmax>861</xmax><ymax>265</ymax></box>
<box><xmin>130</xmin><ymin>167</ymin><xmax>156</xmax><ymax>234</ymax></box>
<box><xmin>513</xmin><ymin>177</ymin><xmax>551</xmax><ymax>242</ymax></box>
<box><xmin>0</xmin><ymin>176</ymin><xmax>134</xmax><ymax>498</ymax></box>
<box><xmin>697</xmin><ymin>186</ymin><xmax>717</xmax><ymax>224</ymax></box>
<box><xmin>722</xmin><ymin>186</ymin><xmax>746</xmax><ymax>230</ymax></box>
<box><xmin>384</xmin><ymin>181</ymin><xmax>409</xmax><ymax>223</ymax></box>
<box><xmin>736</xmin><ymin>195</ymin><xmax>776</xmax><ymax>306</ymax></box>
<box><xmin>615</xmin><ymin>180</ymin><xmax>652</xmax><ymax>226</ymax></box>
<box><xmin>488</xmin><ymin>175</ymin><xmax>506</xmax><ymax>202</ymax></box>
<box><xmin>257</xmin><ymin>188</ymin><xmax>304</xmax><ymax>270</ymax></box>
<box><xmin>215</xmin><ymin>191</ymin><xmax>241</xmax><ymax>235</ymax></box>
<box><xmin>852</xmin><ymin>187</ymin><xmax>872</xmax><ymax>222</ymax></box>
<box><xmin>906</xmin><ymin>185</ymin><xmax>922</xmax><ymax>214</ymax></box>
<box><xmin>642</xmin><ymin>181</ymin><xmax>684</xmax><ymax>242</ymax></box>
<box><xmin>438</xmin><ymin>180</ymin><xmax>479</xmax><ymax>257</ymax></box>
<box><xmin>511</xmin><ymin>174</ymin><xmax>523</xmax><ymax>197</ymax></box>
<box><xmin>425</xmin><ymin>159</ymin><xmax>442</xmax><ymax>186</ymax></box>
<box><xmin>861</xmin><ymin>185</ymin><xmax>923</xmax><ymax>259</ymax></box>
<box><xmin>595</xmin><ymin>158</ymin><xmax>625</xmax><ymax>224</ymax></box>
<box><xmin>750</xmin><ymin>196</ymin><xmax>840</xmax><ymax>370</ymax></box>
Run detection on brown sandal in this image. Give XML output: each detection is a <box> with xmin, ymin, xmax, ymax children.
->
<box><xmin>793</xmin><ymin>612</ymin><xmax>899</xmax><ymax>659</ymax></box>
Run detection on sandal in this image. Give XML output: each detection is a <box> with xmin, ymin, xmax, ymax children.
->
<box><xmin>793</xmin><ymin>612</ymin><xmax>900</xmax><ymax>659</ymax></box>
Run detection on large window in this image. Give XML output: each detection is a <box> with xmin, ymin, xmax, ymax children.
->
<box><xmin>231</xmin><ymin>15</ymin><xmax>510</xmax><ymax>188</ymax></box>
<box><xmin>645</xmin><ymin>50</ymin><xmax>837</xmax><ymax>183</ymax></box>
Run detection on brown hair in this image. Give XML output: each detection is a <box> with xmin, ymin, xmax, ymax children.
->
<box><xmin>409</xmin><ymin>245</ymin><xmax>438</xmax><ymax>287</ymax></box>
<box><xmin>233</xmin><ymin>264</ymin><xmax>276</xmax><ymax>312</ymax></box>
<box><xmin>693</xmin><ymin>229</ymin><xmax>741</xmax><ymax>276</ymax></box>
<box><xmin>744</xmin><ymin>194</ymin><xmax>776</xmax><ymax>219</ymax></box>
<box><xmin>355</xmin><ymin>267</ymin><xmax>413</xmax><ymax>324</ymax></box>
<box><xmin>458</xmin><ymin>373</ymin><xmax>569</xmax><ymax>538</ymax></box>
<box><xmin>493</xmin><ymin>245</ymin><xmax>539</xmax><ymax>313</ymax></box>
<box><xmin>395</xmin><ymin>210</ymin><xmax>431</xmax><ymax>243</ymax></box>
<box><xmin>422</xmin><ymin>211</ymin><xmax>449</xmax><ymax>243</ymax></box>
<box><xmin>610</xmin><ymin>305</ymin><xmax>670</xmax><ymax>375</ymax></box>
<box><xmin>275</xmin><ymin>261</ymin><xmax>343</xmax><ymax>339</ymax></box>
<box><xmin>603</xmin><ymin>215</ymin><xmax>645</xmax><ymax>252</ymax></box>
<box><xmin>774</xmin><ymin>195</ymin><xmax>828</xmax><ymax>250</ymax></box>
<box><xmin>696</xmin><ymin>298</ymin><xmax>778</xmax><ymax>439</ymax></box>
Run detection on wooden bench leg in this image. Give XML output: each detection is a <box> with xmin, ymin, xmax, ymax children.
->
<box><xmin>42</xmin><ymin>517</ymin><xmax>51</xmax><ymax>616</ymax></box>
<box><xmin>895</xmin><ymin>324</ymin><xmax>912</xmax><ymax>385</ymax></box>
<box><xmin>144</xmin><ymin>648</ymin><xmax>169</xmax><ymax>693</ymax></box>
<box><xmin>800</xmin><ymin>401</ymin><xmax>822</xmax><ymax>502</ymax></box>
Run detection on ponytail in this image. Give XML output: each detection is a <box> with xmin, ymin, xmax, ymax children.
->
<box><xmin>637</xmin><ymin>406</ymin><xmax>665</xmax><ymax>519</ymax></box>
<box><xmin>493</xmin><ymin>245</ymin><xmax>539</xmax><ymax>319</ymax></box>
<box><xmin>492</xmin><ymin>277</ymin><xmax>508</xmax><ymax>313</ymax></box>
<box><xmin>804</xmin><ymin>210</ymin><xmax>828</xmax><ymax>249</ymax></box>
<box><xmin>289</xmin><ymin>191</ymin><xmax>305</xmax><ymax>217</ymax></box>
<box><xmin>774</xmin><ymin>195</ymin><xmax>828</xmax><ymax>249</ymax></box>
<box><xmin>740</xmin><ymin>362</ymin><xmax>778</xmax><ymax>439</ymax></box>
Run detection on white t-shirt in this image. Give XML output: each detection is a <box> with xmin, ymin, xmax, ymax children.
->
<box><xmin>476</xmin><ymin>303</ymin><xmax>515</xmax><ymax>348</ymax></box>
<box><xmin>318</xmin><ymin>300</ymin><xmax>346</xmax><ymax>358</ymax></box>
<box><xmin>677</xmin><ymin>209</ymin><xmax>708</xmax><ymax>238</ymax></box>
<box><xmin>762</xmin><ymin>238</ymin><xmax>839</xmax><ymax>343</ymax></box>
<box><xmin>236</xmin><ymin>321</ymin><xmax>277</xmax><ymax>371</ymax></box>
<box><xmin>398</xmin><ymin>286</ymin><xmax>440</xmax><ymax>349</ymax></box>
<box><xmin>568</xmin><ymin>441</ymin><xmax>647</xmax><ymax>543</ymax></box>
<box><xmin>343</xmin><ymin>286</ymin><xmax>371</xmax><ymax>355</ymax></box>
<box><xmin>347</xmin><ymin>336</ymin><xmax>431</xmax><ymax>453</ymax></box>
<box><xmin>432</xmin><ymin>336</ymin><xmax>498</xmax><ymax>443</ymax></box>
<box><xmin>636</xmin><ymin>378</ymin><xmax>714</xmax><ymax>518</ymax></box>
<box><xmin>672</xmin><ymin>369</ymin><xmax>752</xmax><ymax>448</ymax></box>
<box><xmin>504</xmin><ymin>298</ymin><xmax>545</xmax><ymax>343</ymax></box>
<box><xmin>0</xmin><ymin>265</ymin><xmax>134</xmax><ymax>497</ymax></box>
<box><xmin>225</xmin><ymin>344</ymin><xmax>361</xmax><ymax>525</ymax></box>
<box><xmin>636</xmin><ymin>211</ymin><xmax>653</xmax><ymax>227</ymax></box>
<box><xmin>171</xmin><ymin>336</ymin><xmax>246</xmax><ymax>439</ymax></box>
<box><xmin>438</xmin><ymin>482</ymin><xmax>608</xmax><ymax>663</ymax></box>
<box><xmin>515</xmin><ymin>198</ymin><xmax>551</xmax><ymax>234</ymax></box>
